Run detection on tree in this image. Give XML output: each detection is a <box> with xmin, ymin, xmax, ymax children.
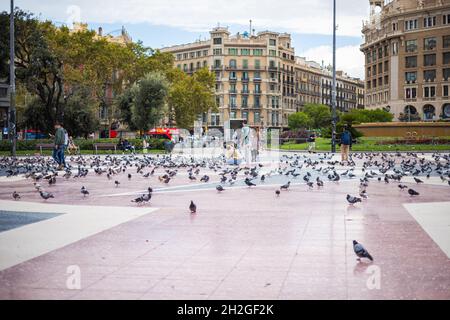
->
<box><xmin>168</xmin><ymin>67</ymin><xmax>216</xmax><ymax>128</ymax></box>
<box><xmin>63</xmin><ymin>89</ymin><xmax>100</xmax><ymax>138</ymax></box>
<box><xmin>341</xmin><ymin>109</ymin><xmax>393</xmax><ymax>124</ymax></box>
<box><xmin>302</xmin><ymin>104</ymin><xmax>332</xmax><ymax>129</ymax></box>
<box><xmin>288</xmin><ymin>112</ymin><xmax>311</xmax><ymax>130</ymax></box>
<box><xmin>129</xmin><ymin>72</ymin><xmax>168</xmax><ymax>134</ymax></box>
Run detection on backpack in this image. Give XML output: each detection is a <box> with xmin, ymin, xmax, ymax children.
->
<box><xmin>64</xmin><ymin>130</ymin><xmax>69</xmax><ymax>146</ymax></box>
<box><xmin>341</xmin><ymin>131</ymin><xmax>351</xmax><ymax>145</ymax></box>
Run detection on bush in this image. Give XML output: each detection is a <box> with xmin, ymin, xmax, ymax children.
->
<box><xmin>322</xmin><ymin>123</ymin><xmax>363</xmax><ymax>140</ymax></box>
<box><xmin>0</xmin><ymin>138</ymin><xmax>167</xmax><ymax>151</ymax></box>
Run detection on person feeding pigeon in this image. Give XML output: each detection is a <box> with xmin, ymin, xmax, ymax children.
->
<box><xmin>339</xmin><ymin>124</ymin><xmax>352</xmax><ymax>164</ymax></box>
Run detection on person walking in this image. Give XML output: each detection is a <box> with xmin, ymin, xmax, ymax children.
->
<box><xmin>241</xmin><ymin>120</ymin><xmax>251</xmax><ymax>164</ymax></box>
<box><xmin>53</xmin><ymin>122</ymin><xmax>66</xmax><ymax>170</ymax></box>
<box><xmin>340</xmin><ymin>125</ymin><xmax>352</xmax><ymax>164</ymax></box>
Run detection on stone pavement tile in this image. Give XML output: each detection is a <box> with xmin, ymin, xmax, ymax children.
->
<box><xmin>70</xmin><ymin>289</ymin><xmax>144</xmax><ymax>300</ymax></box>
<box><xmin>0</xmin><ymin>286</ymin><xmax>78</xmax><ymax>300</ymax></box>
<box><xmin>147</xmin><ymin>279</ymin><xmax>220</xmax><ymax>297</ymax></box>
<box><xmin>278</xmin><ymin>282</ymin><xmax>347</xmax><ymax>300</ymax></box>
<box><xmin>86</xmin><ymin>274</ymin><xmax>160</xmax><ymax>293</ymax></box>
<box><xmin>111</xmin><ymin>266</ymin><xmax>174</xmax><ymax>278</ymax></box>
<box><xmin>140</xmin><ymin>291</ymin><xmax>209</xmax><ymax>300</ymax></box>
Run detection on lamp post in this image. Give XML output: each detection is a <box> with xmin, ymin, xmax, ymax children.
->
<box><xmin>331</xmin><ymin>0</ymin><xmax>337</xmax><ymax>153</ymax></box>
<box><xmin>9</xmin><ymin>0</ymin><xmax>16</xmax><ymax>157</ymax></box>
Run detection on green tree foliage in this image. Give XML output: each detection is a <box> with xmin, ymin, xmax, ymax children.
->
<box><xmin>340</xmin><ymin>109</ymin><xmax>393</xmax><ymax>124</ymax></box>
<box><xmin>63</xmin><ymin>89</ymin><xmax>100</xmax><ymax>138</ymax></box>
<box><xmin>168</xmin><ymin>67</ymin><xmax>216</xmax><ymax>129</ymax></box>
<box><xmin>288</xmin><ymin>112</ymin><xmax>311</xmax><ymax>130</ymax></box>
<box><xmin>129</xmin><ymin>72</ymin><xmax>168</xmax><ymax>133</ymax></box>
<box><xmin>302</xmin><ymin>104</ymin><xmax>332</xmax><ymax>129</ymax></box>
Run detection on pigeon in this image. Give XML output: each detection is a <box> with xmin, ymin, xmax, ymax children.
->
<box><xmin>115</xmin><ymin>180</ymin><xmax>120</xmax><ymax>187</ymax></box>
<box><xmin>414</xmin><ymin>177</ymin><xmax>423</xmax><ymax>184</ymax></box>
<box><xmin>128</xmin><ymin>173</ymin><xmax>132</xmax><ymax>180</ymax></box>
<box><xmin>398</xmin><ymin>184</ymin><xmax>408</xmax><ymax>190</ymax></box>
<box><xmin>260</xmin><ymin>175</ymin><xmax>266</xmax><ymax>182</ymax></box>
<box><xmin>244</xmin><ymin>178</ymin><xmax>256</xmax><ymax>187</ymax></box>
<box><xmin>346</xmin><ymin>194</ymin><xmax>362</xmax><ymax>205</ymax></box>
<box><xmin>216</xmin><ymin>185</ymin><xmax>224</xmax><ymax>192</ymax></box>
<box><xmin>353</xmin><ymin>240</ymin><xmax>373</xmax><ymax>261</ymax></box>
<box><xmin>40</xmin><ymin>191</ymin><xmax>54</xmax><ymax>200</ymax></box>
<box><xmin>189</xmin><ymin>200</ymin><xmax>197</xmax><ymax>213</ymax></box>
<box><xmin>280</xmin><ymin>181</ymin><xmax>291</xmax><ymax>191</ymax></box>
<box><xmin>307</xmin><ymin>181</ymin><xmax>314</xmax><ymax>189</ymax></box>
<box><xmin>81</xmin><ymin>186</ymin><xmax>89</xmax><ymax>197</ymax></box>
<box><xmin>12</xmin><ymin>191</ymin><xmax>20</xmax><ymax>201</ymax></box>
<box><xmin>131</xmin><ymin>196</ymin><xmax>144</xmax><ymax>204</ymax></box>
<box><xmin>408</xmin><ymin>188</ymin><xmax>420</xmax><ymax>196</ymax></box>
<box><xmin>275</xmin><ymin>190</ymin><xmax>281</xmax><ymax>197</ymax></box>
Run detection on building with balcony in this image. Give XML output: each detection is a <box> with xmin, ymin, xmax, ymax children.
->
<box><xmin>361</xmin><ymin>0</ymin><xmax>450</xmax><ymax>121</ymax></box>
<box><xmin>162</xmin><ymin>27</ymin><xmax>364</xmax><ymax>130</ymax></box>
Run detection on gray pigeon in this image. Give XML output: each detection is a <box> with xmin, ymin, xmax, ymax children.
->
<box><xmin>353</xmin><ymin>240</ymin><xmax>373</xmax><ymax>261</ymax></box>
<box><xmin>40</xmin><ymin>191</ymin><xmax>54</xmax><ymax>200</ymax></box>
<box><xmin>346</xmin><ymin>194</ymin><xmax>362</xmax><ymax>205</ymax></box>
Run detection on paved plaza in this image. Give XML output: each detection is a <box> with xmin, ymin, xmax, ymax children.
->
<box><xmin>0</xmin><ymin>150</ymin><xmax>449</xmax><ymax>299</ymax></box>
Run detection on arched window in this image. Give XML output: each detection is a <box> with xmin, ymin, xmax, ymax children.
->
<box><xmin>404</xmin><ymin>105</ymin><xmax>417</xmax><ymax>114</ymax></box>
<box><xmin>443</xmin><ymin>103</ymin><xmax>450</xmax><ymax>119</ymax></box>
<box><xmin>423</xmin><ymin>105</ymin><xmax>435</xmax><ymax>120</ymax></box>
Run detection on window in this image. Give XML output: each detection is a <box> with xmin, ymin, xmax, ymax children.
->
<box><xmin>405</xmin><ymin>87</ymin><xmax>417</xmax><ymax>99</ymax></box>
<box><xmin>197</xmin><ymin>61</ymin><xmax>201</xmax><ymax>69</ymax></box>
<box><xmin>253</xmin><ymin>49</ymin><xmax>263</xmax><ymax>56</ymax></box>
<box><xmin>384</xmin><ymin>61</ymin><xmax>389</xmax><ymax>72</ymax></box>
<box><xmin>255</xmin><ymin>59</ymin><xmax>261</xmax><ymax>69</ymax></box>
<box><xmin>213</xmin><ymin>37</ymin><xmax>222</xmax><ymax>45</ymax></box>
<box><xmin>443</xmin><ymin>14</ymin><xmax>450</xmax><ymax>25</ymax></box>
<box><xmin>183</xmin><ymin>64</ymin><xmax>188</xmax><ymax>71</ymax></box>
<box><xmin>423</xmin><ymin>86</ymin><xmax>436</xmax><ymax>98</ymax></box>
<box><xmin>254</xmin><ymin>96</ymin><xmax>260</xmax><ymax>108</ymax></box>
<box><xmin>229</xmin><ymin>59</ymin><xmax>237</xmax><ymax>68</ymax></box>
<box><xmin>444</xmin><ymin>68</ymin><xmax>450</xmax><ymax>80</ymax></box>
<box><xmin>378</xmin><ymin>47</ymin><xmax>383</xmax><ymax>59</ymax></box>
<box><xmin>424</xmin><ymin>37</ymin><xmax>437</xmax><ymax>50</ymax></box>
<box><xmin>423</xmin><ymin>70</ymin><xmax>436</xmax><ymax>81</ymax></box>
<box><xmin>443</xmin><ymin>85</ymin><xmax>449</xmax><ymax>97</ymax></box>
<box><xmin>213</xmin><ymin>48</ymin><xmax>222</xmax><ymax>55</ymax></box>
<box><xmin>443</xmin><ymin>52</ymin><xmax>450</xmax><ymax>65</ymax></box>
<box><xmin>367</xmin><ymin>53</ymin><xmax>372</xmax><ymax>63</ymax></box>
<box><xmin>269</xmin><ymin>39</ymin><xmax>276</xmax><ymax>46</ymax></box>
<box><xmin>228</xmin><ymin>48</ymin><xmax>238</xmax><ymax>55</ymax></box>
<box><xmin>230</xmin><ymin>96</ymin><xmax>237</xmax><ymax>107</ymax></box>
<box><xmin>444</xmin><ymin>35</ymin><xmax>450</xmax><ymax>48</ymax></box>
<box><xmin>203</xmin><ymin>61</ymin><xmax>207</xmax><ymax>67</ymax></box>
<box><xmin>242</xmin><ymin>83</ymin><xmax>249</xmax><ymax>92</ymax></box>
<box><xmin>229</xmin><ymin>71</ymin><xmax>237</xmax><ymax>80</ymax></box>
<box><xmin>242</xmin><ymin>96</ymin><xmax>248</xmax><ymax>107</ymax></box>
<box><xmin>254</xmin><ymin>71</ymin><xmax>261</xmax><ymax>79</ymax></box>
<box><xmin>203</xmin><ymin>50</ymin><xmax>209</xmax><ymax>56</ymax></box>
<box><xmin>229</xmin><ymin>84</ymin><xmax>236</xmax><ymax>93</ymax></box>
<box><xmin>269</xmin><ymin>60</ymin><xmax>276</xmax><ymax>68</ymax></box>
<box><xmin>384</xmin><ymin>45</ymin><xmax>389</xmax><ymax>57</ymax></box>
<box><xmin>190</xmin><ymin>52</ymin><xmax>195</xmax><ymax>58</ymax></box>
<box><xmin>183</xmin><ymin>53</ymin><xmax>188</xmax><ymax>59</ymax></box>
<box><xmin>378</xmin><ymin>63</ymin><xmax>383</xmax><ymax>74</ymax></box>
<box><xmin>241</xmin><ymin>49</ymin><xmax>250</xmax><ymax>56</ymax></box>
<box><xmin>367</xmin><ymin>67</ymin><xmax>372</xmax><ymax>77</ymax></box>
<box><xmin>405</xmin><ymin>19</ymin><xmax>418</xmax><ymax>31</ymax></box>
<box><xmin>242</xmin><ymin>111</ymin><xmax>248</xmax><ymax>121</ymax></box>
<box><xmin>176</xmin><ymin>64</ymin><xmax>181</xmax><ymax>69</ymax></box>
<box><xmin>242</xmin><ymin>59</ymin><xmax>248</xmax><ymax>69</ymax></box>
<box><xmin>405</xmin><ymin>72</ymin><xmax>417</xmax><ymax>82</ymax></box>
<box><xmin>242</xmin><ymin>72</ymin><xmax>249</xmax><ymax>81</ymax></box>
<box><xmin>254</xmin><ymin>84</ymin><xmax>261</xmax><ymax>93</ymax></box>
<box><xmin>392</xmin><ymin>22</ymin><xmax>398</xmax><ymax>31</ymax></box>
<box><xmin>424</xmin><ymin>54</ymin><xmax>436</xmax><ymax>66</ymax></box>
<box><xmin>423</xmin><ymin>16</ymin><xmax>436</xmax><ymax>28</ymax></box>
<box><xmin>196</xmin><ymin>51</ymin><xmax>202</xmax><ymax>57</ymax></box>
<box><xmin>254</xmin><ymin>111</ymin><xmax>260</xmax><ymax>124</ymax></box>
<box><xmin>406</xmin><ymin>40</ymin><xmax>417</xmax><ymax>53</ymax></box>
<box><xmin>230</xmin><ymin>111</ymin><xmax>236</xmax><ymax>119</ymax></box>
<box><xmin>176</xmin><ymin>54</ymin><xmax>182</xmax><ymax>60</ymax></box>
<box><xmin>269</xmin><ymin>50</ymin><xmax>277</xmax><ymax>57</ymax></box>
<box><xmin>214</xmin><ymin>59</ymin><xmax>221</xmax><ymax>68</ymax></box>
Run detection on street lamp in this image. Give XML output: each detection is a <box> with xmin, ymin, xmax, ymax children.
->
<box><xmin>9</xmin><ymin>0</ymin><xmax>16</xmax><ymax>157</ymax></box>
<box><xmin>331</xmin><ymin>0</ymin><xmax>337</xmax><ymax>153</ymax></box>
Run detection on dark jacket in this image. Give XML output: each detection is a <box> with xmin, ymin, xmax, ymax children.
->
<box><xmin>340</xmin><ymin>130</ymin><xmax>352</xmax><ymax>146</ymax></box>
<box><xmin>54</xmin><ymin>127</ymin><xmax>65</xmax><ymax>146</ymax></box>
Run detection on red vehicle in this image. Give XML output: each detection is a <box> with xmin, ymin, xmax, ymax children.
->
<box><xmin>147</xmin><ymin>128</ymin><xmax>179</xmax><ymax>140</ymax></box>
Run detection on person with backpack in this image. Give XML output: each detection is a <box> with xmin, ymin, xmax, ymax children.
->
<box><xmin>340</xmin><ymin>125</ymin><xmax>352</xmax><ymax>163</ymax></box>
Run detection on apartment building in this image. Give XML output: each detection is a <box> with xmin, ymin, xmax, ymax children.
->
<box><xmin>361</xmin><ymin>0</ymin><xmax>450</xmax><ymax>121</ymax></box>
<box><xmin>162</xmin><ymin>27</ymin><xmax>365</xmax><ymax>129</ymax></box>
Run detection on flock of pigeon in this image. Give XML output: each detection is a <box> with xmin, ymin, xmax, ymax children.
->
<box><xmin>1</xmin><ymin>150</ymin><xmax>450</xmax><ymax>262</ymax></box>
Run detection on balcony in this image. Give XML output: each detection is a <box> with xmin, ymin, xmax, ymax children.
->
<box><xmin>253</xmin><ymin>91</ymin><xmax>262</xmax><ymax>95</ymax></box>
<box><xmin>229</xmin><ymin>77</ymin><xmax>237</xmax><ymax>82</ymax></box>
<box><xmin>229</xmin><ymin>90</ymin><xmax>237</xmax><ymax>94</ymax></box>
<box><xmin>253</xmin><ymin>77</ymin><xmax>262</xmax><ymax>82</ymax></box>
<box><xmin>241</xmin><ymin>90</ymin><xmax>250</xmax><ymax>94</ymax></box>
<box><xmin>241</xmin><ymin>77</ymin><xmax>250</xmax><ymax>82</ymax></box>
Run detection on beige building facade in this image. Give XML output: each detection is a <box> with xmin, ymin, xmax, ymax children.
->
<box><xmin>361</xmin><ymin>0</ymin><xmax>450</xmax><ymax>121</ymax></box>
<box><xmin>162</xmin><ymin>27</ymin><xmax>364</xmax><ymax>130</ymax></box>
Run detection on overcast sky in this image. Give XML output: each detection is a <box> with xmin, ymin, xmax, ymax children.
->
<box><xmin>1</xmin><ymin>0</ymin><xmax>370</xmax><ymax>78</ymax></box>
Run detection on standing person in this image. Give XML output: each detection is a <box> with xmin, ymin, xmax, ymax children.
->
<box><xmin>142</xmin><ymin>137</ymin><xmax>149</xmax><ymax>154</ymax></box>
<box><xmin>53</xmin><ymin>122</ymin><xmax>66</xmax><ymax>170</ymax></box>
<box><xmin>250</xmin><ymin>128</ymin><xmax>259</xmax><ymax>163</ymax></box>
<box><xmin>308</xmin><ymin>132</ymin><xmax>316</xmax><ymax>152</ymax></box>
<box><xmin>241</xmin><ymin>120</ymin><xmax>251</xmax><ymax>164</ymax></box>
<box><xmin>340</xmin><ymin>125</ymin><xmax>352</xmax><ymax>164</ymax></box>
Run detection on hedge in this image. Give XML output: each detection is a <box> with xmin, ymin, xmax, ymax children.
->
<box><xmin>0</xmin><ymin>138</ymin><xmax>168</xmax><ymax>151</ymax></box>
